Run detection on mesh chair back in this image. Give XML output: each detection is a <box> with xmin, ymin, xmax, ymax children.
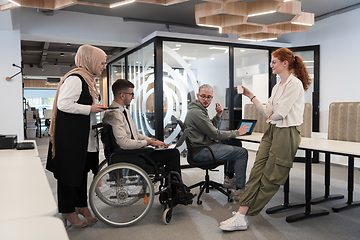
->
<box><xmin>177</xmin><ymin>120</ymin><xmax>191</xmax><ymax>147</ymax></box>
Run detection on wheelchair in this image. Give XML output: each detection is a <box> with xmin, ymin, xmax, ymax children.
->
<box><xmin>89</xmin><ymin>123</ymin><xmax>192</xmax><ymax>227</ymax></box>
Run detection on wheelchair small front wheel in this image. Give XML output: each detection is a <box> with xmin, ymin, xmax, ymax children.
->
<box><xmin>89</xmin><ymin>163</ymin><xmax>154</xmax><ymax>227</ymax></box>
<box><xmin>163</xmin><ymin>208</ymin><xmax>172</xmax><ymax>225</ymax></box>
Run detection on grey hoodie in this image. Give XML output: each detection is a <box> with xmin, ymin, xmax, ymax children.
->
<box><xmin>184</xmin><ymin>100</ymin><xmax>239</xmax><ymax>150</ymax></box>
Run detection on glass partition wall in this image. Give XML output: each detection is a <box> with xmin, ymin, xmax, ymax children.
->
<box><xmin>107</xmin><ymin>36</ymin><xmax>319</xmax><ymax>149</ymax></box>
<box><xmin>234</xmin><ymin>48</ymin><xmax>269</xmax><ymax>127</ymax></box>
<box><xmin>162</xmin><ymin>41</ymin><xmax>229</xmax><ymax>147</ymax></box>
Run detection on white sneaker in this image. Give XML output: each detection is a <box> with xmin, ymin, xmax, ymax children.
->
<box><xmin>219</xmin><ymin>212</ymin><xmax>248</xmax><ymax>231</ymax></box>
<box><xmin>223</xmin><ymin>176</ymin><xmax>236</xmax><ymax>189</ymax></box>
<box><xmin>220</xmin><ymin>211</ymin><xmax>237</xmax><ymax>225</ymax></box>
<box><xmin>220</xmin><ymin>212</ymin><xmax>248</xmax><ymax>226</ymax></box>
<box><xmin>234</xmin><ymin>188</ymin><xmax>245</xmax><ymax>201</ymax></box>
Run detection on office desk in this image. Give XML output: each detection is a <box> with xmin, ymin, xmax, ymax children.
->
<box><xmin>0</xmin><ymin>156</ymin><xmax>57</xmax><ymax>221</ymax></box>
<box><xmin>237</xmin><ymin>133</ymin><xmax>360</xmax><ymax>222</ymax></box>
<box><xmin>0</xmin><ymin>216</ymin><xmax>69</xmax><ymax>240</ymax></box>
<box><xmin>295</xmin><ymin>137</ymin><xmax>360</xmax><ymax>219</ymax></box>
<box><xmin>0</xmin><ymin>140</ymin><xmax>39</xmax><ymax>159</ymax></box>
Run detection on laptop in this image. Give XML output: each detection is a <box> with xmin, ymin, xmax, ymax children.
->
<box><xmin>155</xmin><ymin>128</ymin><xmax>191</xmax><ymax>150</ymax></box>
<box><xmin>237</xmin><ymin>119</ymin><xmax>257</xmax><ymax>135</ymax></box>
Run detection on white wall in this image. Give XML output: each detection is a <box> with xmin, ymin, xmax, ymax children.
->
<box><xmin>282</xmin><ymin>8</ymin><xmax>360</xmax><ymax>134</ymax></box>
<box><xmin>0</xmin><ymin>10</ymin><xmax>24</xmax><ymax>140</ymax></box>
<box><xmin>281</xmin><ymin>8</ymin><xmax>360</xmax><ymax>167</ymax></box>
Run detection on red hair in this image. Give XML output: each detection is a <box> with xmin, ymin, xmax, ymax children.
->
<box><xmin>272</xmin><ymin>48</ymin><xmax>311</xmax><ymax>91</ymax></box>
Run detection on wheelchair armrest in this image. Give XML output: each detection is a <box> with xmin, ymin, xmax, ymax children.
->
<box><xmin>188</xmin><ymin>145</ymin><xmax>217</xmax><ymax>162</ymax></box>
<box><xmin>92</xmin><ymin>122</ymin><xmax>106</xmax><ymax>130</ymax></box>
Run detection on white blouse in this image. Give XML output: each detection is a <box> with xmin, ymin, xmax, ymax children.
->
<box><xmin>256</xmin><ymin>74</ymin><xmax>305</xmax><ymax>128</ymax></box>
<box><xmin>57</xmin><ymin>75</ymin><xmax>98</xmax><ymax>152</ymax></box>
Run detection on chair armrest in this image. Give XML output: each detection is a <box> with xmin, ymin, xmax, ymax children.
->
<box><xmin>92</xmin><ymin>122</ymin><xmax>106</xmax><ymax>129</ymax></box>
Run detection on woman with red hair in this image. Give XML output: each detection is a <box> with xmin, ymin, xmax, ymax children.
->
<box><xmin>220</xmin><ymin>48</ymin><xmax>311</xmax><ymax>231</ymax></box>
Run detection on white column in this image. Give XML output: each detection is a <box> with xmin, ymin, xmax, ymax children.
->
<box><xmin>0</xmin><ymin>10</ymin><xmax>24</xmax><ymax>140</ymax></box>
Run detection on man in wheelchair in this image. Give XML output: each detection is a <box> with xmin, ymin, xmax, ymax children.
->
<box><xmin>102</xmin><ymin>79</ymin><xmax>195</xmax><ymax>205</ymax></box>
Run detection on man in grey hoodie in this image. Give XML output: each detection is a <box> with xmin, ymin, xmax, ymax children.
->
<box><xmin>184</xmin><ymin>84</ymin><xmax>249</xmax><ymax>201</ymax></box>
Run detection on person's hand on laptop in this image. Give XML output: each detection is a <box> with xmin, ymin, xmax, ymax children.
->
<box><xmin>147</xmin><ymin>139</ymin><xmax>170</xmax><ymax>148</ymax></box>
<box><xmin>238</xmin><ymin>124</ymin><xmax>249</xmax><ymax>136</ymax></box>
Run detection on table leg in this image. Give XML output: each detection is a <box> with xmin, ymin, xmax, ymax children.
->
<box><xmin>286</xmin><ymin>149</ymin><xmax>329</xmax><ymax>223</ymax></box>
<box><xmin>332</xmin><ymin>156</ymin><xmax>360</xmax><ymax>212</ymax></box>
<box><xmin>38</xmin><ymin>118</ymin><xmax>42</xmax><ymax>138</ymax></box>
<box><xmin>311</xmin><ymin>153</ymin><xmax>344</xmax><ymax>204</ymax></box>
<box><xmin>266</xmin><ymin>177</ymin><xmax>305</xmax><ymax>214</ymax></box>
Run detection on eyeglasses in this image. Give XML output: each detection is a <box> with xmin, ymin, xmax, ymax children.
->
<box><xmin>121</xmin><ymin>92</ymin><xmax>134</xmax><ymax>97</ymax></box>
<box><xmin>199</xmin><ymin>94</ymin><xmax>213</xmax><ymax>100</ymax></box>
<box><xmin>270</xmin><ymin>61</ymin><xmax>277</xmax><ymax>66</ymax></box>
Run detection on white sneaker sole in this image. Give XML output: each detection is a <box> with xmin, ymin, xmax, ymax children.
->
<box><xmin>219</xmin><ymin>225</ymin><xmax>247</xmax><ymax>231</ymax></box>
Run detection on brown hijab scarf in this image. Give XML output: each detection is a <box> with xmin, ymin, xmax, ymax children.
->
<box><xmin>49</xmin><ymin>45</ymin><xmax>107</xmax><ymax>158</ymax></box>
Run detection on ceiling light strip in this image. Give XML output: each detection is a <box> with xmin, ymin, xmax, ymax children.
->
<box><xmin>291</xmin><ymin>22</ymin><xmax>313</xmax><ymax>26</ymax></box>
<box><xmin>238</xmin><ymin>38</ymin><xmax>256</xmax><ymax>42</ymax></box>
<box><xmin>248</xmin><ymin>11</ymin><xmax>276</xmax><ymax>18</ymax></box>
<box><xmin>197</xmin><ymin>23</ymin><xmax>222</xmax><ymax>32</ymax></box>
<box><xmin>209</xmin><ymin>47</ymin><xmax>228</xmax><ymax>51</ymax></box>
<box><xmin>110</xmin><ymin>0</ymin><xmax>135</xmax><ymax>8</ymax></box>
<box><xmin>256</xmin><ymin>38</ymin><xmax>278</xmax><ymax>42</ymax></box>
<box><xmin>9</xmin><ymin>0</ymin><xmax>21</xmax><ymax>6</ymax></box>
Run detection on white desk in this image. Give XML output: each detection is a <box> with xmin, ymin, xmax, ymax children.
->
<box><xmin>0</xmin><ymin>156</ymin><xmax>57</xmax><ymax>221</ymax></box>
<box><xmin>237</xmin><ymin>132</ymin><xmax>360</xmax><ymax>158</ymax></box>
<box><xmin>0</xmin><ymin>216</ymin><xmax>69</xmax><ymax>240</ymax></box>
<box><xmin>0</xmin><ymin>140</ymin><xmax>39</xmax><ymax>159</ymax></box>
<box><xmin>237</xmin><ymin>132</ymin><xmax>360</xmax><ymax>222</ymax></box>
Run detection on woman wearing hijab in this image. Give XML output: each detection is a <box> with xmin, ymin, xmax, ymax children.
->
<box><xmin>46</xmin><ymin>45</ymin><xmax>107</xmax><ymax>228</ymax></box>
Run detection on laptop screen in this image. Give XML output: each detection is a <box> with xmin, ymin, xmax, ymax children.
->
<box><xmin>237</xmin><ymin>119</ymin><xmax>257</xmax><ymax>135</ymax></box>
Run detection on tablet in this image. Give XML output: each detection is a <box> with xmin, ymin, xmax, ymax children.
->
<box><xmin>237</xmin><ymin>119</ymin><xmax>257</xmax><ymax>135</ymax></box>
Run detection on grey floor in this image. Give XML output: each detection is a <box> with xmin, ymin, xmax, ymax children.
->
<box><xmin>36</xmin><ymin>136</ymin><xmax>360</xmax><ymax>240</ymax></box>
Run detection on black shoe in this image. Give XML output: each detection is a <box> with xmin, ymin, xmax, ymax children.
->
<box><xmin>176</xmin><ymin>188</ymin><xmax>196</xmax><ymax>204</ymax></box>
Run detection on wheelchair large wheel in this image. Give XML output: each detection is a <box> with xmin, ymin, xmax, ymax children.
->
<box><xmin>89</xmin><ymin>163</ymin><xmax>155</xmax><ymax>227</ymax></box>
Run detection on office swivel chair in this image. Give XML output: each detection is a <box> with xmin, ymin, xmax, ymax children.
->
<box><xmin>177</xmin><ymin>120</ymin><xmax>232</xmax><ymax>204</ymax></box>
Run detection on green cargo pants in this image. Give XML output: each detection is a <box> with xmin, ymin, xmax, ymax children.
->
<box><xmin>239</xmin><ymin>123</ymin><xmax>301</xmax><ymax>216</ymax></box>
